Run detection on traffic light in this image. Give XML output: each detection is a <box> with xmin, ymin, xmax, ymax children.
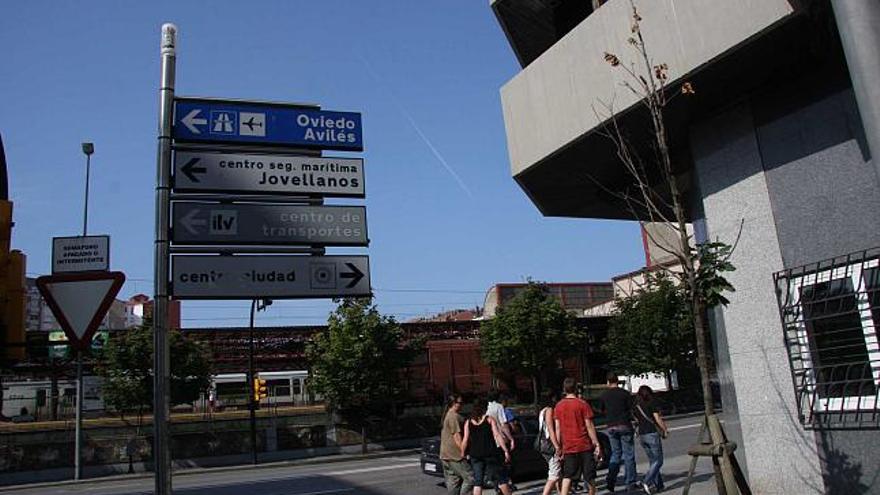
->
<box><xmin>254</xmin><ymin>378</ymin><xmax>268</xmax><ymax>401</ymax></box>
<box><xmin>0</xmin><ymin>133</ymin><xmax>27</xmax><ymax>363</ymax></box>
<box><xmin>0</xmin><ymin>199</ymin><xmax>26</xmax><ymax>363</ymax></box>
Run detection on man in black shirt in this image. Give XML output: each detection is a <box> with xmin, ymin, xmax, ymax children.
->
<box><xmin>599</xmin><ymin>372</ymin><xmax>637</xmax><ymax>492</ymax></box>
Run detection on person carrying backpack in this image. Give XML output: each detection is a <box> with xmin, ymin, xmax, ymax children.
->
<box><xmin>634</xmin><ymin>386</ymin><xmax>669</xmax><ymax>494</ymax></box>
<box><xmin>536</xmin><ymin>391</ymin><xmax>562</xmax><ymax>495</ymax></box>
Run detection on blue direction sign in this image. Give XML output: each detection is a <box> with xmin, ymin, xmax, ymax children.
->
<box><xmin>173</xmin><ymin>98</ymin><xmax>363</xmax><ymax>151</ymax></box>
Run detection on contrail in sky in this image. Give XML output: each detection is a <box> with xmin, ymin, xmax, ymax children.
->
<box><xmin>357</xmin><ymin>53</ymin><xmax>473</xmax><ymax>198</ymax></box>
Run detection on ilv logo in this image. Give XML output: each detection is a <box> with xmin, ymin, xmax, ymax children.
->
<box><xmin>209</xmin><ymin>210</ymin><xmax>238</xmax><ymax>235</ymax></box>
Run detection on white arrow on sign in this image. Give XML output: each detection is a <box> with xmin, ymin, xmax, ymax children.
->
<box><xmin>181</xmin><ymin>109</ymin><xmax>207</xmax><ymax>134</ymax></box>
<box><xmin>180</xmin><ymin>208</ymin><xmax>207</xmax><ymax>235</ymax></box>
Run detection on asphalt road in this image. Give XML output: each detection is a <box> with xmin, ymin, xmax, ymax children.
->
<box><xmin>1</xmin><ymin>415</ymin><xmax>721</xmax><ymax>495</ymax></box>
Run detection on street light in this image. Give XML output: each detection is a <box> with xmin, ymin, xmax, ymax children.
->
<box><xmin>81</xmin><ymin>142</ymin><xmax>94</xmax><ymax>236</ymax></box>
<box><xmin>248</xmin><ymin>298</ymin><xmax>272</xmax><ymax>464</ymax></box>
<box><xmin>73</xmin><ymin>141</ymin><xmax>94</xmax><ymax>481</ymax></box>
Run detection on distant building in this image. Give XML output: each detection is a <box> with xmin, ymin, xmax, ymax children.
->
<box><xmin>125</xmin><ymin>293</ymin><xmax>181</xmax><ymax>330</ymax></box>
<box><xmin>482</xmin><ymin>282</ymin><xmax>613</xmax><ymax>318</ymax></box>
<box><xmin>24</xmin><ymin>278</ymin><xmax>45</xmax><ymax>332</ymax></box>
<box><xmin>409</xmin><ymin>308</ymin><xmax>481</xmax><ymax>323</ymax></box>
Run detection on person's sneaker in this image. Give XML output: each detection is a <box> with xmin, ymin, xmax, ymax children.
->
<box><xmin>641</xmin><ymin>482</ymin><xmax>654</xmax><ymax>494</ymax></box>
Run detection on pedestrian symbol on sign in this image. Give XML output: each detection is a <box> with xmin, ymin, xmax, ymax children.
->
<box><xmin>210</xmin><ymin>111</ymin><xmax>236</xmax><ymax>134</ymax></box>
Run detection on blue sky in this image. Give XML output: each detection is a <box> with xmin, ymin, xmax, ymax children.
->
<box><xmin>0</xmin><ymin>1</ymin><xmax>644</xmax><ymax>327</ymax></box>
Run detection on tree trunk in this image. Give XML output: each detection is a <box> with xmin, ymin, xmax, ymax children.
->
<box><xmin>662</xmin><ymin>103</ymin><xmax>715</xmax><ymax>418</ymax></box>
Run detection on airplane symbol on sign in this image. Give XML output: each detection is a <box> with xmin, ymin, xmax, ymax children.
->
<box><xmin>239</xmin><ymin>112</ymin><xmax>266</xmax><ymax>137</ymax></box>
<box><xmin>243</xmin><ymin>116</ymin><xmax>263</xmax><ymax>132</ymax></box>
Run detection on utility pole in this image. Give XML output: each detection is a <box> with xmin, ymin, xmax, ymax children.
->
<box><xmin>248</xmin><ymin>298</ymin><xmax>271</xmax><ymax>465</ymax></box>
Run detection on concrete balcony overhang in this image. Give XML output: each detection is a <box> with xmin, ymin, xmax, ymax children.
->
<box><xmin>499</xmin><ymin>0</ymin><xmax>806</xmax><ymax>220</ymax></box>
<box><xmin>491</xmin><ymin>0</ymin><xmax>594</xmax><ymax>67</ymax></box>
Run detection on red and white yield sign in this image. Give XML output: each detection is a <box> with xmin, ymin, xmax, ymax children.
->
<box><xmin>36</xmin><ymin>271</ymin><xmax>125</xmax><ymax>351</ymax></box>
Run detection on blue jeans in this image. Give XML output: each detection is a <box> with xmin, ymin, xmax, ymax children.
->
<box><xmin>640</xmin><ymin>433</ymin><xmax>664</xmax><ymax>489</ymax></box>
<box><xmin>606</xmin><ymin>426</ymin><xmax>637</xmax><ymax>487</ymax></box>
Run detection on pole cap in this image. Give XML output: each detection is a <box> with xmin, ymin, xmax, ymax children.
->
<box><xmin>161</xmin><ymin>23</ymin><xmax>177</xmax><ymax>55</ymax></box>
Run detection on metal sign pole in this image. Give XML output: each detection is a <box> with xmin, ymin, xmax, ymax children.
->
<box><xmin>74</xmin><ymin>349</ymin><xmax>83</xmax><ymax>480</ymax></box>
<box><xmin>248</xmin><ymin>299</ymin><xmax>258</xmax><ymax>465</ymax></box>
<box><xmin>153</xmin><ymin>22</ymin><xmax>177</xmax><ymax>495</ymax></box>
<box><xmin>74</xmin><ymin>144</ymin><xmax>91</xmax><ymax>482</ymax></box>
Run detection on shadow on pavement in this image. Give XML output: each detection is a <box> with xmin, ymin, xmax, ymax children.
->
<box><xmin>171</xmin><ymin>473</ymin><xmax>396</xmax><ymax>495</ymax></box>
<box><xmin>660</xmin><ymin>471</ymin><xmax>716</xmax><ymax>492</ymax></box>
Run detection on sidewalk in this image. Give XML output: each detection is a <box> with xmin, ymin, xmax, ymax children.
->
<box><xmin>503</xmin><ymin>452</ymin><xmax>718</xmax><ymax>495</ymax></box>
<box><xmin>0</xmin><ymin>446</ymin><xmax>420</xmax><ymax>492</ymax></box>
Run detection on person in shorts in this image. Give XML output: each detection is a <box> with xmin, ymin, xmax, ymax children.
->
<box><xmin>538</xmin><ymin>391</ymin><xmax>562</xmax><ymax>495</ymax></box>
<box><xmin>555</xmin><ymin>378</ymin><xmax>602</xmax><ymax>495</ymax></box>
<box><xmin>486</xmin><ymin>390</ymin><xmax>516</xmax><ymax>489</ymax></box>
<box><xmin>461</xmin><ymin>398</ymin><xmax>513</xmax><ymax>495</ymax></box>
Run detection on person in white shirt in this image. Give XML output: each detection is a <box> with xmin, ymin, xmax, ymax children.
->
<box><xmin>485</xmin><ymin>390</ymin><xmax>516</xmax><ymax>493</ymax></box>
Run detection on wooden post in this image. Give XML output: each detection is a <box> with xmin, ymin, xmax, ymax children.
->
<box><xmin>684</xmin><ymin>414</ymin><xmax>753</xmax><ymax>495</ymax></box>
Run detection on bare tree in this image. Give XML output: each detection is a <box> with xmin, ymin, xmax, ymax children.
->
<box><xmin>594</xmin><ymin>2</ymin><xmax>749</xmax><ymax>493</ymax></box>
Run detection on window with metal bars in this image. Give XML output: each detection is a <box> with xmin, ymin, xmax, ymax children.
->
<box><xmin>774</xmin><ymin>248</ymin><xmax>880</xmax><ymax>430</ymax></box>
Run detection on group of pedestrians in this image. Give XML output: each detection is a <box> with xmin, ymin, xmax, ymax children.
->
<box><xmin>439</xmin><ymin>372</ymin><xmax>668</xmax><ymax>495</ymax></box>
<box><xmin>440</xmin><ymin>391</ymin><xmax>518</xmax><ymax>495</ymax></box>
<box><xmin>593</xmin><ymin>373</ymin><xmax>668</xmax><ymax>494</ymax></box>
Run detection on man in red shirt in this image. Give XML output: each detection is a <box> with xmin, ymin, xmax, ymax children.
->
<box><xmin>555</xmin><ymin>377</ymin><xmax>603</xmax><ymax>495</ymax></box>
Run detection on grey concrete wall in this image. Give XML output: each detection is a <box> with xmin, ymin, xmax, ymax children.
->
<box><xmin>754</xmin><ymin>81</ymin><xmax>880</xmax><ymax>494</ymax></box>
<box><xmin>691</xmin><ymin>103</ymin><xmax>826</xmax><ymax>494</ymax></box>
<box><xmin>500</xmin><ymin>0</ymin><xmax>796</xmax><ymax>177</ymax></box>
<box><xmin>755</xmin><ymin>85</ymin><xmax>880</xmax><ymax>268</ymax></box>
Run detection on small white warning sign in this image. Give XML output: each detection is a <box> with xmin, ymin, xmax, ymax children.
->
<box><xmin>52</xmin><ymin>235</ymin><xmax>110</xmax><ymax>274</ymax></box>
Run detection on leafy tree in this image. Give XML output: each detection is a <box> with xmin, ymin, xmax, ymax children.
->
<box><xmin>97</xmin><ymin>322</ymin><xmax>213</xmax><ymax>421</ymax></box>
<box><xmin>603</xmin><ymin>273</ymin><xmax>694</xmax><ymax>383</ymax></box>
<box><xmin>306</xmin><ymin>298</ymin><xmax>419</xmax><ymax>420</ymax></box>
<box><xmin>479</xmin><ymin>281</ymin><xmax>585</xmax><ymax>405</ymax></box>
<box><xmin>99</xmin><ymin>326</ymin><xmax>152</xmax><ymax>421</ymax></box>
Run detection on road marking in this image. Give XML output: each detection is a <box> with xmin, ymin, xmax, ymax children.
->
<box><xmin>295</xmin><ymin>489</ymin><xmax>354</xmax><ymax>495</ymax></box>
<box><xmin>669</xmin><ymin>422</ymin><xmax>703</xmax><ymax>432</ymax></box>
<box><xmin>327</xmin><ymin>463</ymin><xmax>419</xmax><ymax>476</ymax></box>
<box><xmin>30</xmin><ymin>459</ymin><xmax>418</xmax><ymax>494</ymax></box>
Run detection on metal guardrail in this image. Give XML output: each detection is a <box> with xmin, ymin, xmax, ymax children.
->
<box><xmin>774</xmin><ymin>247</ymin><xmax>880</xmax><ymax>430</ymax></box>
<box><xmin>0</xmin><ymin>404</ymin><xmax>326</xmax><ymax>434</ymax></box>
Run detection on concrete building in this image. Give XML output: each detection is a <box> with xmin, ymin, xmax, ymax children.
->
<box><xmin>492</xmin><ymin>0</ymin><xmax>880</xmax><ymax>493</ymax></box>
